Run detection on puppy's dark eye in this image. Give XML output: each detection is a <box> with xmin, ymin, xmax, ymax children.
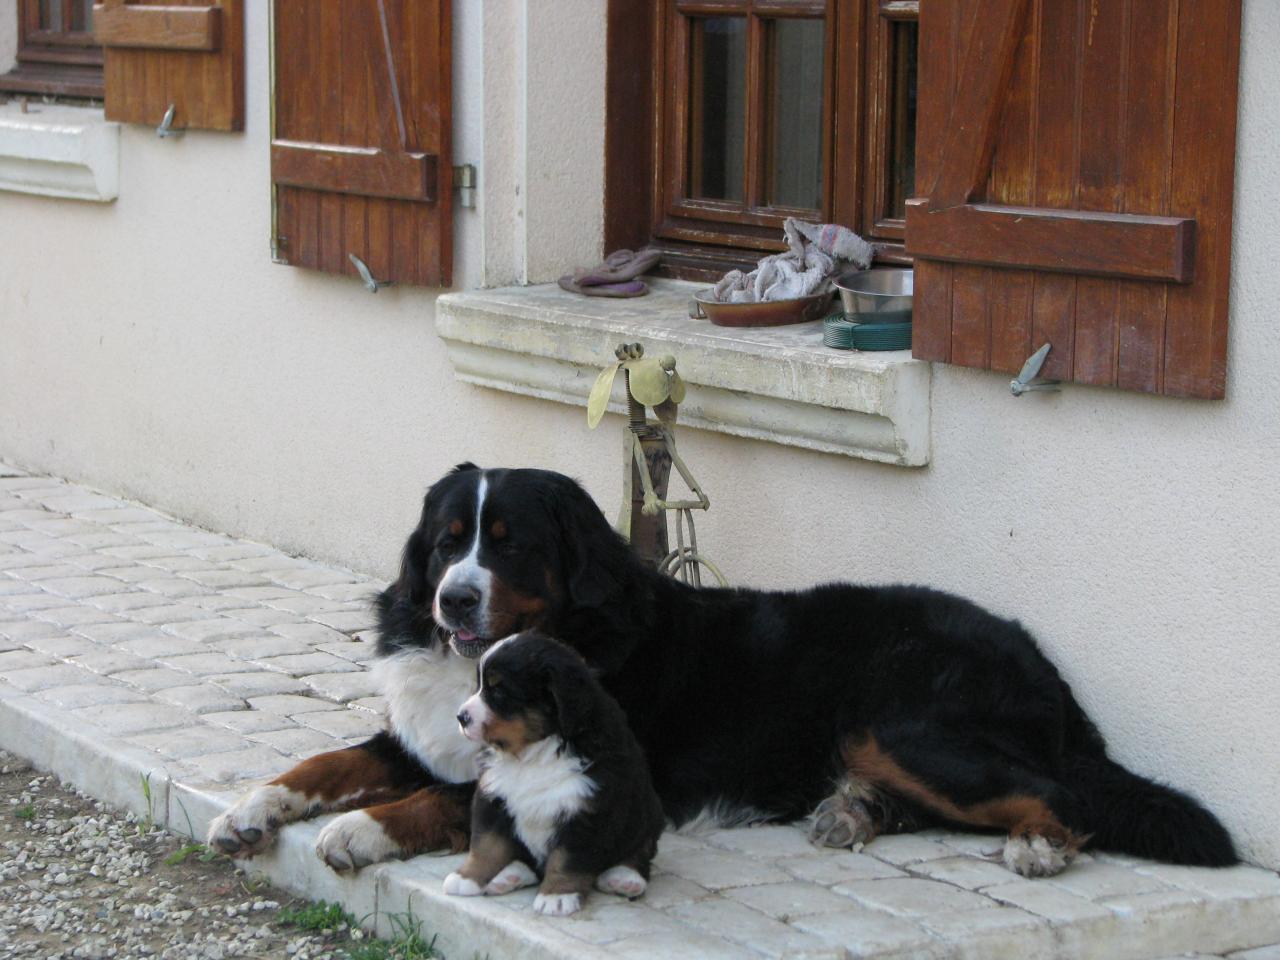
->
<box><xmin>486</xmin><ymin>673</ymin><xmax>502</xmax><ymax>688</ymax></box>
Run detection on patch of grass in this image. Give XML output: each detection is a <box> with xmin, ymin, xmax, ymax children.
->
<box><xmin>138</xmin><ymin>772</ymin><xmax>156</xmax><ymax>834</ymax></box>
<box><xmin>278</xmin><ymin>900</ymin><xmax>358</xmax><ymax>932</ymax></box>
<box><xmin>344</xmin><ymin>911</ymin><xmax>440</xmax><ymax>960</ymax></box>
<box><xmin>14</xmin><ymin>803</ymin><xmax>35</xmax><ymax>821</ymax></box>
<box><xmin>163</xmin><ymin>842</ymin><xmax>218</xmax><ymax>866</ymax></box>
<box><xmin>278</xmin><ymin>902</ymin><xmax>443</xmax><ymax>960</ymax></box>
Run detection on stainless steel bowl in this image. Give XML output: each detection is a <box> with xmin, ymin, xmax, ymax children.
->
<box><xmin>834</xmin><ymin>268</ymin><xmax>914</xmax><ymax>322</ymax></box>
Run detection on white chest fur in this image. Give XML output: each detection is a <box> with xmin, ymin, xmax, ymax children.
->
<box><xmin>479</xmin><ymin>738</ymin><xmax>597</xmax><ymax>864</ymax></box>
<box><xmin>372</xmin><ymin>646</ymin><xmax>483</xmax><ymax>784</ymax></box>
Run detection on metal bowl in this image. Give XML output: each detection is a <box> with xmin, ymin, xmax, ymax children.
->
<box><xmin>834</xmin><ymin>268</ymin><xmax>914</xmax><ymax>322</ymax></box>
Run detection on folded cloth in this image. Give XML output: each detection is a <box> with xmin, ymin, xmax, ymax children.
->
<box><xmin>712</xmin><ymin>219</ymin><xmax>874</xmax><ymax>303</ymax></box>
<box><xmin>559</xmin><ymin>247</ymin><xmax>662</xmax><ymax>297</ymax></box>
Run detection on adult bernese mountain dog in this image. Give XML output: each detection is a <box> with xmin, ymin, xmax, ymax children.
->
<box><xmin>208</xmin><ymin>463</ymin><xmax>1236</xmax><ymax>879</ymax></box>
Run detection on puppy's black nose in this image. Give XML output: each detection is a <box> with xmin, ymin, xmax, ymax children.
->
<box><xmin>456</xmin><ymin>710</ymin><xmax>471</xmax><ymax>729</ymax></box>
<box><xmin>440</xmin><ymin>586</ymin><xmax>480</xmax><ymax>619</ymax></box>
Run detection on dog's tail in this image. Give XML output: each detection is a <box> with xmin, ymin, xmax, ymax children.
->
<box><xmin>1065</xmin><ymin>752</ymin><xmax>1237</xmax><ymax>866</ymax></box>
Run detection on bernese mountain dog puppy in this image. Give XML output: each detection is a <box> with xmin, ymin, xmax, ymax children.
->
<box><xmin>208</xmin><ymin>463</ymin><xmax>1236</xmax><ymax>881</ymax></box>
<box><xmin>441</xmin><ymin>631</ymin><xmax>663</xmax><ymax>916</ymax></box>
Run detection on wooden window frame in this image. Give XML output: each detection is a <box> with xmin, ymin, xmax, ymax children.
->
<box><xmin>606</xmin><ymin>0</ymin><xmax>918</xmax><ymax>281</ymax></box>
<box><xmin>0</xmin><ymin>0</ymin><xmax>105</xmax><ymax>99</ymax></box>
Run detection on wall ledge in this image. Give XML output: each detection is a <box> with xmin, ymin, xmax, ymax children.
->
<box><xmin>0</xmin><ymin>102</ymin><xmax>119</xmax><ymax>202</ymax></box>
<box><xmin>435</xmin><ymin>280</ymin><xmax>931</xmax><ymax>466</ymax></box>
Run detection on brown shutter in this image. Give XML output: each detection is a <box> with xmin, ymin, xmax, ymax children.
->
<box><xmin>906</xmin><ymin>0</ymin><xmax>1241</xmax><ymax>399</ymax></box>
<box><xmin>94</xmin><ymin>0</ymin><xmax>245</xmax><ymax>132</ymax></box>
<box><xmin>271</xmin><ymin>0</ymin><xmax>452</xmax><ymax>288</ymax></box>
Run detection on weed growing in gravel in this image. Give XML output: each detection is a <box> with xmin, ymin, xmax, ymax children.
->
<box><xmin>138</xmin><ymin>772</ymin><xmax>156</xmax><ymax>834</ymax></box>
<box><xmin>277</xmin><ymin>901</ymin><xmax>443</xmax><ymax>959</ymax></box>
<box><xmin>13</xmin><ymin>802</ymin><xmax>35</xmax><ymax>820</ymax></box>
<box><xmin>162</xmin><ymin>842</ymin><xmax>219</xmax><ymax>866</ymax></box>
<box><xmin>278</xmin><ymin>899</ymin><xmax>359</xmax><ymax>932</ymax></box>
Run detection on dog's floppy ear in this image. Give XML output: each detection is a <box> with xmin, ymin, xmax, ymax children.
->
<box><xmin>451</xmin><ymin>461</ymin><xmax>480</xmax><ymax>475</ymax></box>
<box><xmin>549</xmin><ymin>476</ymin><xmax>633</xmax><ymax>609</ymax></box>
<box><xmin>545</xmin><ymin>647</ymin><xmax>595</xmax><ymax>742</ymax></box>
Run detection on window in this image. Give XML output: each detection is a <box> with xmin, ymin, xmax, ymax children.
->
<box><xmin>0</xmin><ymin>0</ymin><xmax>103</xmax><ymax>99</ymax></box>
<box><xmin>605</xmin><ymin>0</ymin><xmax>918</xmax><ymax>280</ymax></box>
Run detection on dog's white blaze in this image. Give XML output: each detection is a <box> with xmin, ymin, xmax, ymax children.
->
<box><xmin>479</xmin><ymin>737</ymin><xmax>597</xmax><ymax>865</ymax></box>
<box><xmin>433</xmin><ymin>473</ymin><xmax>493</xmax><ymax>632</ymax></box>
<box><xmin>373</xmin><ymin>646</ymin><xmax>483</xmax><ymax>783</ymax></box>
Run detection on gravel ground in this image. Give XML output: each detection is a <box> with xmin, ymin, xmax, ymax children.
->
<box><xmin>0</xmin><ymin>752</ymin><xmax>391</xmax><ymax>960</ymax></box>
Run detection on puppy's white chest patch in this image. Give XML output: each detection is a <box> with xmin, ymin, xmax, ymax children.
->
<box><xmin>480</xmin><ymin>738</ymin><xmax>596</xmax><ymax>864</ymax></box>
<box><xmin>372</xmin><ymin>646</ymin><xmax>482</xmax><ymax>784</ymax></box>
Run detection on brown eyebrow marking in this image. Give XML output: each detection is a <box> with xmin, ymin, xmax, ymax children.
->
<box><xmin>490</xmin><ymin>519</ymin><xmax>508</xmax><ymax>540</ymax></box>
<box><xmin>448</xmin><ymin>519</ymin><xmax>464</xmax><ymax>536</ymax></box>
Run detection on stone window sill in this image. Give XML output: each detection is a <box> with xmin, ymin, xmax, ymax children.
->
<box><xmin>0</xmin><ymin>102</ymin><xmax>119</xmax><ymax>202</ymax></box>
<box><xmin>435</xmin><ymin>279</ymin><xmax>931</xmax><ymax>466</ymax></box>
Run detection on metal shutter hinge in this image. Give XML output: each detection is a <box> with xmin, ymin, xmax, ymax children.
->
<box><xmin>453</xmin><ymin>164</ymin><xmax>477</xmax><ymax>209</ymax></box>
<box><xmin>1010</xmin><ymin>344</ymin><xmax>1061</xmax><ymax>397</ymax></box>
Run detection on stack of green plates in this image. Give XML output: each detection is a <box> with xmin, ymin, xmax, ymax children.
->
<box><xmin>823</xmin><ymin>312</ymin><xmax>912</xmax><ymax>351</ymax></box>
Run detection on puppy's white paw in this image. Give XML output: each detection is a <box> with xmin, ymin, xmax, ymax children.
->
<box><xmin>1003</xmin><ymin>833</ymin><xmax>1074</xmax><ymax>878</ymax></box>
<box><xmin>485</xmin><ymin>861</ymin><xmax>538</xmax><ymax>896</ymax></box>
<box><xmin>596</xmin><ymin>865</ymin><xmax>647</xmax><ymax>899</ymax></box>
<box><xmin>315</xmin><ymin>810</ymin><xmax>402</xmax><ymax>872</ymax></box>
<box><xmin>533</xmin><ymin>892</ymin><xmax>583</xmax><ymax>917</ymax></box>
<box><xmin>443</xmin><ymin>873</ymin><xmax>484</xmax><ymax>897</ymax></box>
<box><xmin>207</xmin><ymin>784</ymin><xmax>307</xmax><ymax>858</ymax></box>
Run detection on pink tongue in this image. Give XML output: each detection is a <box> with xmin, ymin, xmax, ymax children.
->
<box><xmin>456</xmin><ymin>630</ymin><xmax>477</xmax><ymax>642</ymax></box>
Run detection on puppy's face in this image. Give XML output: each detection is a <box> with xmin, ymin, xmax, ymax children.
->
<box><xmin>455</xmin><ymin>634</ymin><xmax>556</xmax><ymax>756</ymax></box>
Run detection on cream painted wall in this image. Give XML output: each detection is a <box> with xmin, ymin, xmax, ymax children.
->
<box><xmin>0</xmin><ymin>1</ymin><xmax>1277</xmax><ymax>867</ymax></box>
<box><xmin>0</xmin><ymin>0</ymin><xmax>16</xmax><ymax>75</ymax></box>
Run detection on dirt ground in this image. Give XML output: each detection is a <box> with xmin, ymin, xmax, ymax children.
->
<box><xmin>0</xmin><ymin>752</ymin><xmax>413</xmax><ymax>960</ymax></box>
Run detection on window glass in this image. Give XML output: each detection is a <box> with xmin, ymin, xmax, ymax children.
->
<box><xmin>767</xmin><ymin>17</ymin><xmax>825</xmax><ymax>210</ymax></box>
<box><xmin>887</xmin><ymin>19</ymin><xmax>918</xmax><ymax>219</ymax></box>
<box><xmin>688</xmin><ymin>17</ymin><xmax>747</xmax><ymax>203</ymax></box>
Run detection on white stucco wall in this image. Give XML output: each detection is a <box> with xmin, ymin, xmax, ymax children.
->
<box><xmin>1</xmin><ymin>1</ymin><xmax>1277</xmax><ymax>867</ymax></box>
<box><xmin>0</xmin><ymin>0</ymin><xmax>16</xmax><ymax>75</ymax></box>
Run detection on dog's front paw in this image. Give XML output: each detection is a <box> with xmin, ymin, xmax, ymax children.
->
<box><xmin>207</xmin><ymin>784</ymin><xmax>306</xmax><ymax>858</ymax></box>
<box><xmin>315</xmin><ymin>811</ymin><xmax>403</xmax><ymax>872</ymax></box>
<box><xmin>596</xmin><ymin>865</ymin><xmax>647</xmax><ymax>899</ymax></box>
<box><xmin>443</xmin><ymin>873</ymin><xmax>484</xmax><ymax>896</ymax></box>
<box><xmin>533</xmin><ymin>892</ymin><xmax>583</xmax><ymax>917</ymax></box>
<box><xmin>485</xmin><ymin>861</ymin><xmax>538</xmax><ymax>896</ymax></box>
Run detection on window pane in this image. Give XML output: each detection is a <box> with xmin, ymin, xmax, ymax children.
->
<box><xmin>41</xmin><ymin>0</ymin><xmax>63</xmax><ymax>31</ymax></box>
<box><xmin>688</xmin><ymin>17</ymin><xmax>747</xmax><ymax>203</ymax></box>
<box><xmin>887</xmin><ymin>19</ymin><xmax>919</xmax><ymax>219</ymax></box>
<box><xmin>767</xmin><ymin>18</ymin><xmax>825</xmax><ymax>210</ymax></box>
<box><xmin>71</xmin><ymin>0</ymin><xmax>93</xmax><ymax>32</ymax></box>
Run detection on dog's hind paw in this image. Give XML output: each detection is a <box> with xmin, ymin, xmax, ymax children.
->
<box><xmin>596</xmin><ymin>865</ymin><xmax>647</xmax><ymax>899</ymax></box>
<box><xmin>808</xmin><ymin>793</ymin><xmax>876</xmax><ymax>849</ymax></box>
<box><xmin>485</xmin><ymin>861</ymin><xmax>538</xmax><ymax>896</ymax></box>
<box><xmin>1003</xmin><ymin>833</ymin><xmax>1075</xmax><ymax>878</ymax></box>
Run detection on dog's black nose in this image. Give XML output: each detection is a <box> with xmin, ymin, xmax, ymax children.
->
<box><xmin>439</xmin><ymin>585</ymin><xmax>480</xmax><ymax>619</ymax></box>
<box><xmin>456</xmin><ymin>710</ymin><xmax>471</xmax><ymax>729</ymax></box>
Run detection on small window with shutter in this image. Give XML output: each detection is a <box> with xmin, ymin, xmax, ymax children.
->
<box><xmin>269</xmin><ymin>0</ymin><xmax>453</xmax><ymax>288</ymax></box>
<box><xmin>93</xmin><ymin>0</ymin><xmax>244</xmax><ymax>132</ymax></box>
<box><xmin>906</xmin><ymin>0</ymin><xmax>1242</xmax><ymax>399</ymax></box>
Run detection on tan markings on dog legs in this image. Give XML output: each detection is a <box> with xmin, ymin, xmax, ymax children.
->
<box><xmin>443</xmin><ymin>830</ymin><xmax>519</xmax><ymax>896</ymax></box>
<box><xmin>361</xmin><ymin>787</ymin><xmax>471</xmax><ymax>855</ymax></box>
<box><xmin>208</xmin><ymin>746</ymin><xmax>406</xmax><ymax>858</ymax></box>
<box><xmin>533</xmin><ymin>847</ymin><xmax>594</xmax><ymax>916</ymax></box>
<box><xmin>842</xmin><ymin>734</ymin><xmax>1087</xmax><ymax>870</ymax></box>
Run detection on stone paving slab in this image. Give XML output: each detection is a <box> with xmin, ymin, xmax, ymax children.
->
<box><xmin>0</xmin><ymin>460</ymin><xmax>1278</xmax><ymax>960</ymax></box>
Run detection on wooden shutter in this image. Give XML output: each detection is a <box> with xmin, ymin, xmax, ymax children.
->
<box><xmin>94</xmin><ymin>0</ymin><xmax>244</xmax><ymax>131</ymax></box>
<box><xmin>905</xmin><ymin>0</ymin><xmax>1242</xmax><ymax>399</ymax></box>
<box><xmin>271</xmin><ymin>0</ymin><xmax>452</xmax><ymax>288</ymax></box>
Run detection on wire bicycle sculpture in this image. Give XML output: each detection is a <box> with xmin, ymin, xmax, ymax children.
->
<box><xmin>587</xmin><ymin>343</ymin><xmax>727</xmax><ymax>587</ymax></box>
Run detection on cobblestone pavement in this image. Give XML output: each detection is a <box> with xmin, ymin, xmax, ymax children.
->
<box><xmin>1</xmin><ymin>461</ymin><xmax>1279</xmax><ymax>960</ymax></box>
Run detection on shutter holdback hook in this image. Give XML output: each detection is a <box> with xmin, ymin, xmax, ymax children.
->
<box><xmin>1010</xmin><ymin>343</ymin><xmax>1061</xmax><ymax>397</ymax></box>
<box><xmin>156</xmin><ymin>104</ymin><xmax>183</xmax><ymax>139</ymax></box>
<box><xmin>349</xmin><ymin>253</ymin><xmax>392</xmax><ymax>294</ymax></box>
